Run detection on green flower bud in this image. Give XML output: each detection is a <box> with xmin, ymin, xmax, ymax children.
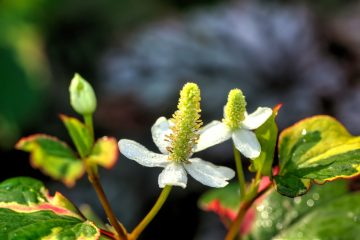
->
<box><xmin>69</xmin><ymin>73</ymin><xmax>97</xmax><ymax>115</ymax></box>
<box><xmin>167</xmin><ymin>83</ymin><xmax>202</xmax><ymax>163</ymax></box>
<box><xmin>223</xmin><ymin>89</ymin><xmax>247</xmax><ymax>130</ymax></box>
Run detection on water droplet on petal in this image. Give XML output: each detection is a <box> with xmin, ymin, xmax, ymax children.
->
<box><xmin>301</xmin><ymin>129</ymin><xmax>307</xmax><ymax>135</ymax></box>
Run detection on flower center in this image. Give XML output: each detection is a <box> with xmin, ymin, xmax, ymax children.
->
<box><xmin>223</xmin><ymin>89</ymin><xmax>247</xmax><ymax>130</ymax></box>
<box><xmin>167</xmin><ymin>83</ymin><xmax>202</xmax><ymax>163</ymax></box>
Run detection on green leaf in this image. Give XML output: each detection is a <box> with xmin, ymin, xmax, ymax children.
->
<box><xmin>246</xmin><ymin>180</ymin><xmax>349</xmax><ymax>240</ymax></box>
<box><xmin>86</xmin><ymin>137</ymin><xmax>118</xmax><ymax>169</ymax></box>
<box><xmin>0</xmin><ymin>177</ymin><xmax>47</xmax><ymax>205</ymax></box>
<box><xmin>199</xmin><ymin>177</ymin><xmax>359</xmax><ymax>240</ymax></box>
<box><xmin>273</xmin><ymin>192</ymin><xmax>360</xmax><ymax>239</ymax></box>
<box><xmin>275</xmin><ymin>115</ymin><xmax>360</xmax><ymax>197</ymax></box>
<box><xmin>250</xmin><ymin>104</ymin><xmax>281</xmax><ymax>176</ymax></box>
<box><xmin>198</xmin><ymin>183</ymin><xmax>240</xmax><ymax>220</ymax></box>
<box><xmin>16</xmin><ymin>134</ymin><xmax>84</xmax><ymax>187</ymax></box>
<box><xmin>60</xmin><ymin>114</ymin><xmax>93</xmax><ymax>158</ymax></box>
<box><xmin>0</xmin><ymin>177</ymin><xmax>100</xmax><ymax>240</ymax></box>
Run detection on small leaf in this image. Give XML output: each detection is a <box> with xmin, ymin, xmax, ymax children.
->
<box><xmin>16</xmin><ymin>134</ymin><xmax>84</xmax><ymax>187</ymax></box>
<box><xmin>0</xmin><ymin>177</ymin><xmax>100</xmax><ymax>240</ymax></box>
<box><xmin>86</xmin><ymin>137</ymin><xmax>118</xmax><ymax>169</ymax></box>
<box><xmin>199</xmin><ymin>183</ymin><xmax>240</xmax><ymax>221</ymax></box>
<box><xmin>60</xmin><ymin>114</ymin><xmax>93</xmax><ymax>158</ymax></box>
<box><xmin>250</xmin><ymin>104</ymin><xmax>281</xmax><ymax>176</ymax></box>
<box><xmin>275</xmin><ymin>115</ymin><xmax>360</xmax><ymax>197</ymax></box>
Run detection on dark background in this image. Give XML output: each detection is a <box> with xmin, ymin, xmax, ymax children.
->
<box><xmin>1</xmin><ymin>0</ymin><xmax>360</xmax><ymax>239</ymax></box>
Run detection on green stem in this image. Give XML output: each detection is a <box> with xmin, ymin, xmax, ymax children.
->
<box><xmin>129</xmin><ymin>185</ymin><xmax>172</xmax><ymax>240</ymax></box>
<box><xmin>233</xmin><ymin>144</ymin><xmax>246</xmax><ymax>200</ymax></box>
<box><xmin>225</xmin><ymin>186</ymin><xmax>270</xmax><ymax>240</ymax></box>
<box><xmin>245</xmin><ymin>170</ymin><xmax>262</xmax><ymax>201</ymax></box>
<box><xmin>86</xmin><ymin>165</ymin><xmax>128</xmax><ymax>240</ymax></box>
<box><xmin>83</xmin><ymin>114</ymin><xmax>94</xmax><ymax>139</ymax></box>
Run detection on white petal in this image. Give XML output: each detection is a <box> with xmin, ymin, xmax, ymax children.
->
<box><xmin>232</xmin><ymin>129</ymin><xmax>261</xmax><ymax>158</ymax></box>
<box><xmin>194</xmin><ymin>121</ymin><xmax>231</xmax><ymax>152</ymax></box>
<box><xmin>158</xmin><ymin>163</ymin><xmax>187</xmax><ymax>188</ymax></box>
<box><xmin>119</xmin><ymin>139</ymin><xmax>168</xmax><ymax>167</ymax></box>
<box><xmin>151</xmin><ymin>117</ymin><xmax>172</xmax><ymax>154</ymax></box>
<box><xmin>241</xmin><ymin>107</ymin><xmax>272</xmax><ymax>130</ymax></box>
<box><xmin>184</xmin><ymin>158</ymin><xmax>235</xmax><ymax>188</ymax></box>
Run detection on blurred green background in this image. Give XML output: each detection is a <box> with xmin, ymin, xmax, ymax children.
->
<box><xmin>1</xmin><ymin>0</ymin><xmax>360</xmax><ymax>239</ymax></box>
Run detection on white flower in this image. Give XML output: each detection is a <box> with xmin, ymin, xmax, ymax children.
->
<box><xmin>195</xmin><ymin>89</ymin><xmax>272</xmax><ymax>159</ymax></box>
<box><xmin>119</xmin><ymin>117</ymin><xmax>235</xmax><ymax>188</ymax></box>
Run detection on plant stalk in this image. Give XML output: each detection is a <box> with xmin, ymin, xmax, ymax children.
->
<box><xmin>225</xmin><ymin>186</ymin><xmax>271</xmax><ymax>240</ymax></box>
<box><xmin>84</xmin><ymin>114</ymin><xmax>94</xmax><ymax>139</ymax></box>
<box><xmin>129</xmin><ymin>185</ymin><xmax>172</xmax><ymax>240</ymax></box>
<box><xmin>233</xmin><ymin>144</ymin><xmax>246</xmax><ymax>200</ymax></box>
<box><xmin>87</xmin><ymin>165</ymin><xmax>128</xmax><ymax>240</ymax></box>
<box><xmin>82</xmin><ymin>113</ymin><xmax>126</xmax><ymax>239</ymax></box>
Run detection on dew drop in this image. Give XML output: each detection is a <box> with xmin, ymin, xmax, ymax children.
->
<box><xmin>294</xmin><ymin>197</ymin><xmax>302</xmax><ymax>204</ymax></box>
<box><xmin>282</xmin><ymin>200</ymin><xmax>291</xmax><ymax>208</ymax></box>
<box><xmin>257</xmin><ymin>205</ymin><xmax>265</xmax><ymax>212</ymax></box>
<box><xmin>301</xmin><ymin>129</ymin><xmax>307</xmax><ymax>135</ymax></box>
<box><xmin>297</xmin><ymin>232</ymin><xmax>304</xmax><ymax>238</ymax></box>
<box><xmin>306</xmin><ymin>199</ymin><xmax>315</xmax><ymax>207</ymax></box>
<box><xmin>264</xmin><ymin>220</ymin><xmax>273</xmax><ymax>228</ymax></box>
<box><xmin>347</xmin><ymin>212</ymin><xmax>354</xmax><ymax>218</ymax></box>
<box><xmin>353</xmin><ymin>216</ymin><xmax>359</xmax><ymax>222</ymax></box>
<box><xmin>276</xmin><ymin>222</ymin><xmax>283</xmax><ymax>230</ymax></box>
<box><xmin>290</xmin><ymin>210</ymin><xmax>299</xmax><ymax>218</ymax></box>
<box><xmin>261</xmin><ymin>211</ymin><xmax>269</xmax><ymax>219</ymax></box>
<box><xmin>312</xmin><ymin>193</ymin><xmax>320</xmax><ymax>201</ymax></box>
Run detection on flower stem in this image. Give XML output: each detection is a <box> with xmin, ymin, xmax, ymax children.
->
<box><xmin>225</xmin><ymin>185</ymin><xmax>271</xmax><ymax>240</ymax></box>
<box><xmin>86</xmin><ymin>165</ymin><xmax>128</xmax><ymax>240</ymax></box>
<box><xmin>82</xmin><ymin>112</ymin><xmax>126</xmax><ymax>239</ymax></box>
<box><xmin>129</xmin><ymin>185</ymin><xmax>172</xmax><ymax>240</ymax></box>
<box><xmin>84</xmin><ymin>114</ymin><xmax>94</xmax><ymax>139</ymax></box>
<box><xmin>233</xmin><ymin>144</ymin><xmax>246</xmax><ymax>200</ymax></box>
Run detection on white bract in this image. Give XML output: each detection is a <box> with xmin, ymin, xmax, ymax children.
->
<box><xmin>195</xmin><ymin>89</ymin><xmax>272</xmax><ymax>159</ymax></box>
<box><xmin>119</xmin><ymin>117</ymin><xmax>235</xmax><ymax>188</ymax></box>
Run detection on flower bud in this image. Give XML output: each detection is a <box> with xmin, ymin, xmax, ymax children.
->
<box><xmin>223</xmin><ymin>89</ymin><xmax>246</xmax><ymax>130</ymax></box>
<box><xmin>69</xmin><ymin>73</ymin><xmax>97</xmax><ymax>115</ymax></box>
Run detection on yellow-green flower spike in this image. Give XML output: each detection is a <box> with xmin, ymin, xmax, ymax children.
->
<box><xmin>223</xmin><ymin>88</ymin><xmax>247</xmax><ymax>130</ymax></box>
<box><xmin>167</xmin><ymin>83</ymin><xmax>202</xmax><ymax>163</ymax></box>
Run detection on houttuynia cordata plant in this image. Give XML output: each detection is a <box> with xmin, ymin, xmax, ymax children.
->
<box><xmin>1</xmin><ymin>73</ymin><xmax>359</xmax><ymax>239</ymax></box>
